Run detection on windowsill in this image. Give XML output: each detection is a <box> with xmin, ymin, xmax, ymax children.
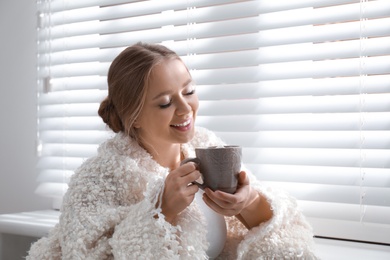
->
<box><xmin>0</xmin><ymin>210</ymin><xmax>389</xmax><ymax>259</ymax></box>
<box><xmin>0</xmin><ymin>210</ymin><xmax>59</xmax><ymax>238</ymax></box>
<box><xmin>314</xmin><ymin>237</ymin><xmax>390</xmax><ymax>260</ymax></box>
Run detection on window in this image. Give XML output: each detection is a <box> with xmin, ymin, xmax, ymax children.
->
<box><xmin>36</xmin><ymin>0</ymin><xmax>390</xmax><ymax>244</ymax></box>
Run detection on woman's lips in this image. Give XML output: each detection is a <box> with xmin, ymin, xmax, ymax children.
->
<box><xmin>170</xmin><ymin>118</ymin><xmax>192</xmax><ymax>131</ymax></box>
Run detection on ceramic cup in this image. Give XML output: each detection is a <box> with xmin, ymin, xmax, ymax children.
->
<box><xmin>181</xmin><ymin>145</ymin><xmax>242</xmax><ymax>194</ymax></box>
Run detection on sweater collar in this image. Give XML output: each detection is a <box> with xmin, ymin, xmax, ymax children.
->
<box><xmin>106</xmin><ymin>132</ymin><xmax>196</xmax><ymax>177</ymax></box>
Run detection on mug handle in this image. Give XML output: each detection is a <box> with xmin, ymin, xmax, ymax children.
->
<box><xmin>180</xmin><ymin>157</ymin><xmax>205</xmax><ymax>189</ymax></box>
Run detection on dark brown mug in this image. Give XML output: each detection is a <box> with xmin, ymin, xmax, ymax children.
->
<box><xmin>181</xmin><ymin>145</ymin><xmax>242</xmax><ymax>194</ymax></box>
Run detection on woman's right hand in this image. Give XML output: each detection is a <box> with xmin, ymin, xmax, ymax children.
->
<box><xmin>160</xmin><ymin>162</ymin><xmax>200</xmax><ymax>224</ymax></box>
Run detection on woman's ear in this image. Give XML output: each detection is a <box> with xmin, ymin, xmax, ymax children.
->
<box><xmin>133</xmin><ymin>120</ymin><xmax>141</xmax><ymax>129</ymax></box>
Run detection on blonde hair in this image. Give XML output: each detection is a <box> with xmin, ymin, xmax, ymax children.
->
<box><xmin>98</xmin><ymin>42</ymin><xmax>181</xmax><ymax>142</ymax></box>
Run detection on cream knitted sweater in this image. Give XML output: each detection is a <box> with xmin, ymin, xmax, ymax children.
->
<box><xmin>27</xmin><ymin>127</ymin><xmax>318</xmax><ymax>259</ymax></box>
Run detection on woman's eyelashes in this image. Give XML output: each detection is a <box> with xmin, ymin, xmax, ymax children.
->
<box><xmin>159</xmin><ymin>98</ymin><xmax>172</xmax><ymax>109</ymax></box>
<box><xmin>158</xmin><ymin>89</ymin><xmax>196</xmax><ymax>109</ymax></box>
<box><xmin>185</xmin><ymin>89</ymin><xmax>196</xmax><ymax>95</ymax></box>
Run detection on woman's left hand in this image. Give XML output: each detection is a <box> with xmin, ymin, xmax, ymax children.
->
<box><xmin>202</xmin><ymin>171</ymin><xmax>257</xmax><ymax>217</ymax></box>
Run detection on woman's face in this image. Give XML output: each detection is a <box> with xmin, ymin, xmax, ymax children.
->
<box><xmin>135</xmin><ymin>58</ymin><xmax>199</xmax><ymax>150</ymax></box>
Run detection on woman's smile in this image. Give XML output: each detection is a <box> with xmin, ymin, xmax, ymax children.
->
<box><xmin>170</xmin><ymin>117</ymin><xmax>192</xmax><ymax>131</ymax></box>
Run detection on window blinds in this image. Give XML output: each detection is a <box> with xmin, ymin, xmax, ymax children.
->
<box><xmin>36</xmin><ymin>0</ymin><xmax>390</xmax><ymax>244</ymax></box>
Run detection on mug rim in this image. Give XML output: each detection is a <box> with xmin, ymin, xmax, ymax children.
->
<box><xmin>195</xmin><ymin>145</ymin><xmax>241</xmax><ymax>150</ymax></box>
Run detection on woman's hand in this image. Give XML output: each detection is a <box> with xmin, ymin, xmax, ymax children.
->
<box><xmin>202</xmin><ymin>171</ymin><xmax>255</xmax><ymax>217</ymax></box>
<box><xmin>203</xmin><ymin>171</ymin><xmax>273</xmax><ymax>229</ymax></box>
<box><xmin>160</xmin><ymin>162</ymin><xmax>200</xmax><ymax>224</ymax></box>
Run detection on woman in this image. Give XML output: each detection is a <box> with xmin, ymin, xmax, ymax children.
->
<box><xmin>28</xmin><ymin>42</ymin><xmax>318</xmax><ymax>259</ymax></box>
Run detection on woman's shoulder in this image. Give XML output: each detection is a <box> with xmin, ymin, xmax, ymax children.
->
<box><xmin>75</xmin><ymin>133</ymin><xmax>143</xmax><ymax>176</ymax></box>
<box><xmin>97</xmin><ymin>132</ymin><xmax>137</xmax><ymax>157</ymax></box>
<box><xmin>65</xmin><ymin>132</ymin><xmax>160</xmax><ymax>206</ymax></box>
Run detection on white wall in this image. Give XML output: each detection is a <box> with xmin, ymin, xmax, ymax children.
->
<box><xmin>0</xmin><ymin>0</ymin><xmax>51</xmax><ymax>214</ymax></box>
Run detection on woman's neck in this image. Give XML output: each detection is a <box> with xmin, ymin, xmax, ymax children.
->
<box><xmin>143</xmin><ymin>142</ymin><xmax>182</xmax><ymax>170</ymax></box>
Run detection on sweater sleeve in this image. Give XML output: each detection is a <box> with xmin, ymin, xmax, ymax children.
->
<box><xmin>28</xmin><ymin>156</ymin><xmax>187</xmax><ymax>259</ymax></box>
<box><xmin>109</xmin><ymin>193</ymin><xmax>183</xmax><ymax>260</ymax></box>
<box><xmin>227</xmin><ymin>170</ymin><xmax>319</xmax><ymax>259</ymax></box>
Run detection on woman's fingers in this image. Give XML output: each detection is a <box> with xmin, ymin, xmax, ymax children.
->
<box><xmin>202</xmin><ymin>192</ymin><xmax>238</xmax><ymax>216</ymax></box>
<box><xmin>166</xmin><ymin>162</ymin><xmax>200</xmax><ymax>187</ymax></box>
<box><xmin>202</xmin><ymin>171</ymin><xmax>251</xmax><ymax>216</ymax></box>
<box><xmin>179</xmin><ymin>162</ymin><xmax>201</xmax><ymax>185</ymax></box>
<box><xmin>178</xmin><ymin>162</ymin><xmax>198</xmax><ymax>176</ymax></box>
<box><xmin>204</xmin><ymin>189</ymin><xmax>244</xmax><ymax>208</ymax></box>
<box><xmin>160</xmin><ymin>162</ymin><xmax>201</xmax><ymax>222</ymax></box>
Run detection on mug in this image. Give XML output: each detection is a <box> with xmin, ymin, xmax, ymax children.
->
<box><xmin>181</xmin><ymin>145</ymin><xmax>242</xmax><ymax>194</ymax></box>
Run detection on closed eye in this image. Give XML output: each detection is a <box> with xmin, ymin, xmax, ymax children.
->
<box><xmin>159</xmin><ymin>99</ymin><xmax>172</xmax><ymax>109</ymax></box>
<box><xmin>184</xmin><ymin>88</ymin><xmax>195</xmax><ymax>96</ymax></box>
<box><xmin>185</xmin><ymin>89</ymin><xmax>196</xmax><ymax>96</ymax></box>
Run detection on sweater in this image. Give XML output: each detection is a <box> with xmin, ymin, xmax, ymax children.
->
<box><xmin>27</xmin><ymin>127</ymin><xmax>319</xmax><ymax>259</ymax></box>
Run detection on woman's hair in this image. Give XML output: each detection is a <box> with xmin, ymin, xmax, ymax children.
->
<box><xmin>98</xmin><ymin>42</ymin><xmax>181</xmax><ymax>141</ymax></box>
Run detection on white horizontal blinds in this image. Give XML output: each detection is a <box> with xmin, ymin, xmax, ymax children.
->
<box><xmin>35</xmin><ymin>0</ymin><xmax>256</xmax><ymax>208</ymax></box>
<box><xmin>184</xmin><ymin>0</ymin><xmax>390</xmax><ymax>244</ymax></box>
<box><xmin>35</xmin><ymin>0</ymin><xmax>390</xmax><ymax>244</ymax></box>
<box><xmin>35</xmin><ymin>0</ymin><xmax>203</xmax><ymax>207</ymax></box>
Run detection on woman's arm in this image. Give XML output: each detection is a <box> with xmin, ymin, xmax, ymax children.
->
<box><xmin>58</xmin><ymin>184</ymin><xmax>187</xmax><ymax>259</ymax></box>
<box><xmin>203</xmin><ymin>171</ymin><xmax>273</xmax><ymax>229</ymax></box>
<box><xmin>206</xmin><ymin>170</ymin><xmax>319</xmax><ymax>259</ymax></box>
<box><xmin>235</xmin><ymin>185</ymin><xmax>273</xmax><ymax>229</ymax></box>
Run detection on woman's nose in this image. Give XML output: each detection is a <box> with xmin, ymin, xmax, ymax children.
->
<box><xmin>176</xmin><ymin>97</ymin><xmax>192</xmax><ymax>115</ymax></box>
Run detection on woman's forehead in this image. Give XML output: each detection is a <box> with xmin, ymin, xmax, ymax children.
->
<box><xmin>147</xmin><ymin>59</ymin><xmax>191</xmax><ymax>96</ymax></box>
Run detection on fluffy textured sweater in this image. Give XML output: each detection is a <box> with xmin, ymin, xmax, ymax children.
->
<box><xmin>27</xmin><ymin>127</ymin><xmax>318</xmax><ymax>259</ymax></box>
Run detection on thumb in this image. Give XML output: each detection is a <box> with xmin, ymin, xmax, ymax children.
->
<box><xmin>238</xmin><ymin>171</ymin><xmax>249</xmax><ymax>185</ymax></box>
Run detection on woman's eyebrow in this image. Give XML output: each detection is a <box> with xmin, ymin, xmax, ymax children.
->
<box><xmin>183</xmin><ymin>78</ymin><xmax>193</xmax><ymax>87</ymax></box>
<box><xmin>152</xmin><ymin>79</ymin><xmax>193</xmax><ymax>101</ymax></box>
<box><xmin>152</xmin><ymin>90</ymin><xmax>172</xmax><ymax>101</ymax></box>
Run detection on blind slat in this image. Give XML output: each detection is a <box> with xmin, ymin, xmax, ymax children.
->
<box><xmin>41</xmin><ymin>143</ymin><xmax>99</xmax><ymax>158</ymax></box>
<box><xmin>196</xmin><ymin>112</ymin><xmax>390</xmax><ymax>131</ymax></box>
<box><xmin>184</xmin><ymin>38</ymin><xmax>390</xmax><ymax>68</ymax></box>
<box><xmin>267</xmin><ymin>182</ymin><xmax>390</xmax><ymax>207</ymax></box>
<box><xmin>196</xmin><ymin>75</ymin><xmax>390</xmax><ymax>99</ymax></box>
<box><xmin>37</xmin><ymin>156</ymin><xmax>83</xmax><ymax>170</ymax></box>
<box><xmin>40</xmin><ymin>130</ymin><xmax>112</xmax><ymax>144</ymax></box>
<box><xmin>38</xmin><ymin>89</ymin><xmax>107</xmax><ymax>104</ymax></box>
<box><xmin>198</xmin><ymin>93</ymin><xmax>390</xmax><ymax>115</ymax></box>
<box><xmin>39</xmin><ymin>117</ymin><xmax>105</xmax><ymax>131</ymax></box>
<box><xmin>40</xmin><ymin>36</ymin><xmax>390</xmax><ymax>67</ymax></box>
<box><xmin>217</xmin><ymin>131</ymin><xmax>390</xmax><ymax>149</ymax></box>
<box><xmin>42</xmin><ymin>0</ymin><xmax>239</xmax><ymax>14</ymax></box>
<box><xmin>39</xmin><ymin>130</ymin><xmax>390</xmax><ymax>150</ymax></box>
<box><xmin>38</xmin><ymin>93</ymin><xmax>390</xmax><ymax>117</ymax></box>
<box><xmin>35</xmin><ymin>183</ymin><xmax>68</xmax><ymax>199</ymax></box>
<box><xmin>39</xmin><ymin>103</ymin><xmax>99</xmax><ymax>117</ymax></box>
<box><xmin>39</xmin><ymin>55</ymin><xmax>390</xmax><ymax>80</ymax></box>
<box><xmin>300</xmin><ymin>201</ymin><xmax>390</xmax><ymax>224</ymax></box>
<box><xmin>48</xmin><ymin>76</ymin><xmax>107</xmax><ymax>91</ymax></box>
<box><xmin>243</xmin><ymin>148</ymin><xmax>390</xmax><ymax>168</ymax></box>
<box><xmin>246</xmin><ymin>164</ymin><xmax>390</xmax><ymax>188</ymax></box>
<box><xmin>36</xmin><ymin>74</ymin><xmax>390</xmax><ymax>95</ymax></box>
<box><xmin>192</xmin><ymin>56</ymin><xmax>390</xmax><ymax>84</ymax></box>
<box><xmin>37</xmin><ymin>169</ymin><xmax>73</xmax><ymax>184</ymax></box>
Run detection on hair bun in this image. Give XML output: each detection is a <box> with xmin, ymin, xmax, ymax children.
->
<box><xmin>98</xmin><ymin>97</ymin><xmax>124</xmax><ymax>133</ymax></box>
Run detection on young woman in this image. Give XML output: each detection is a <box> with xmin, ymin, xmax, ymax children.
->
<box><xmin>28</xmin><ymin>42</ymin><xmax>318</xmax><ymax>259</ymax></box>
